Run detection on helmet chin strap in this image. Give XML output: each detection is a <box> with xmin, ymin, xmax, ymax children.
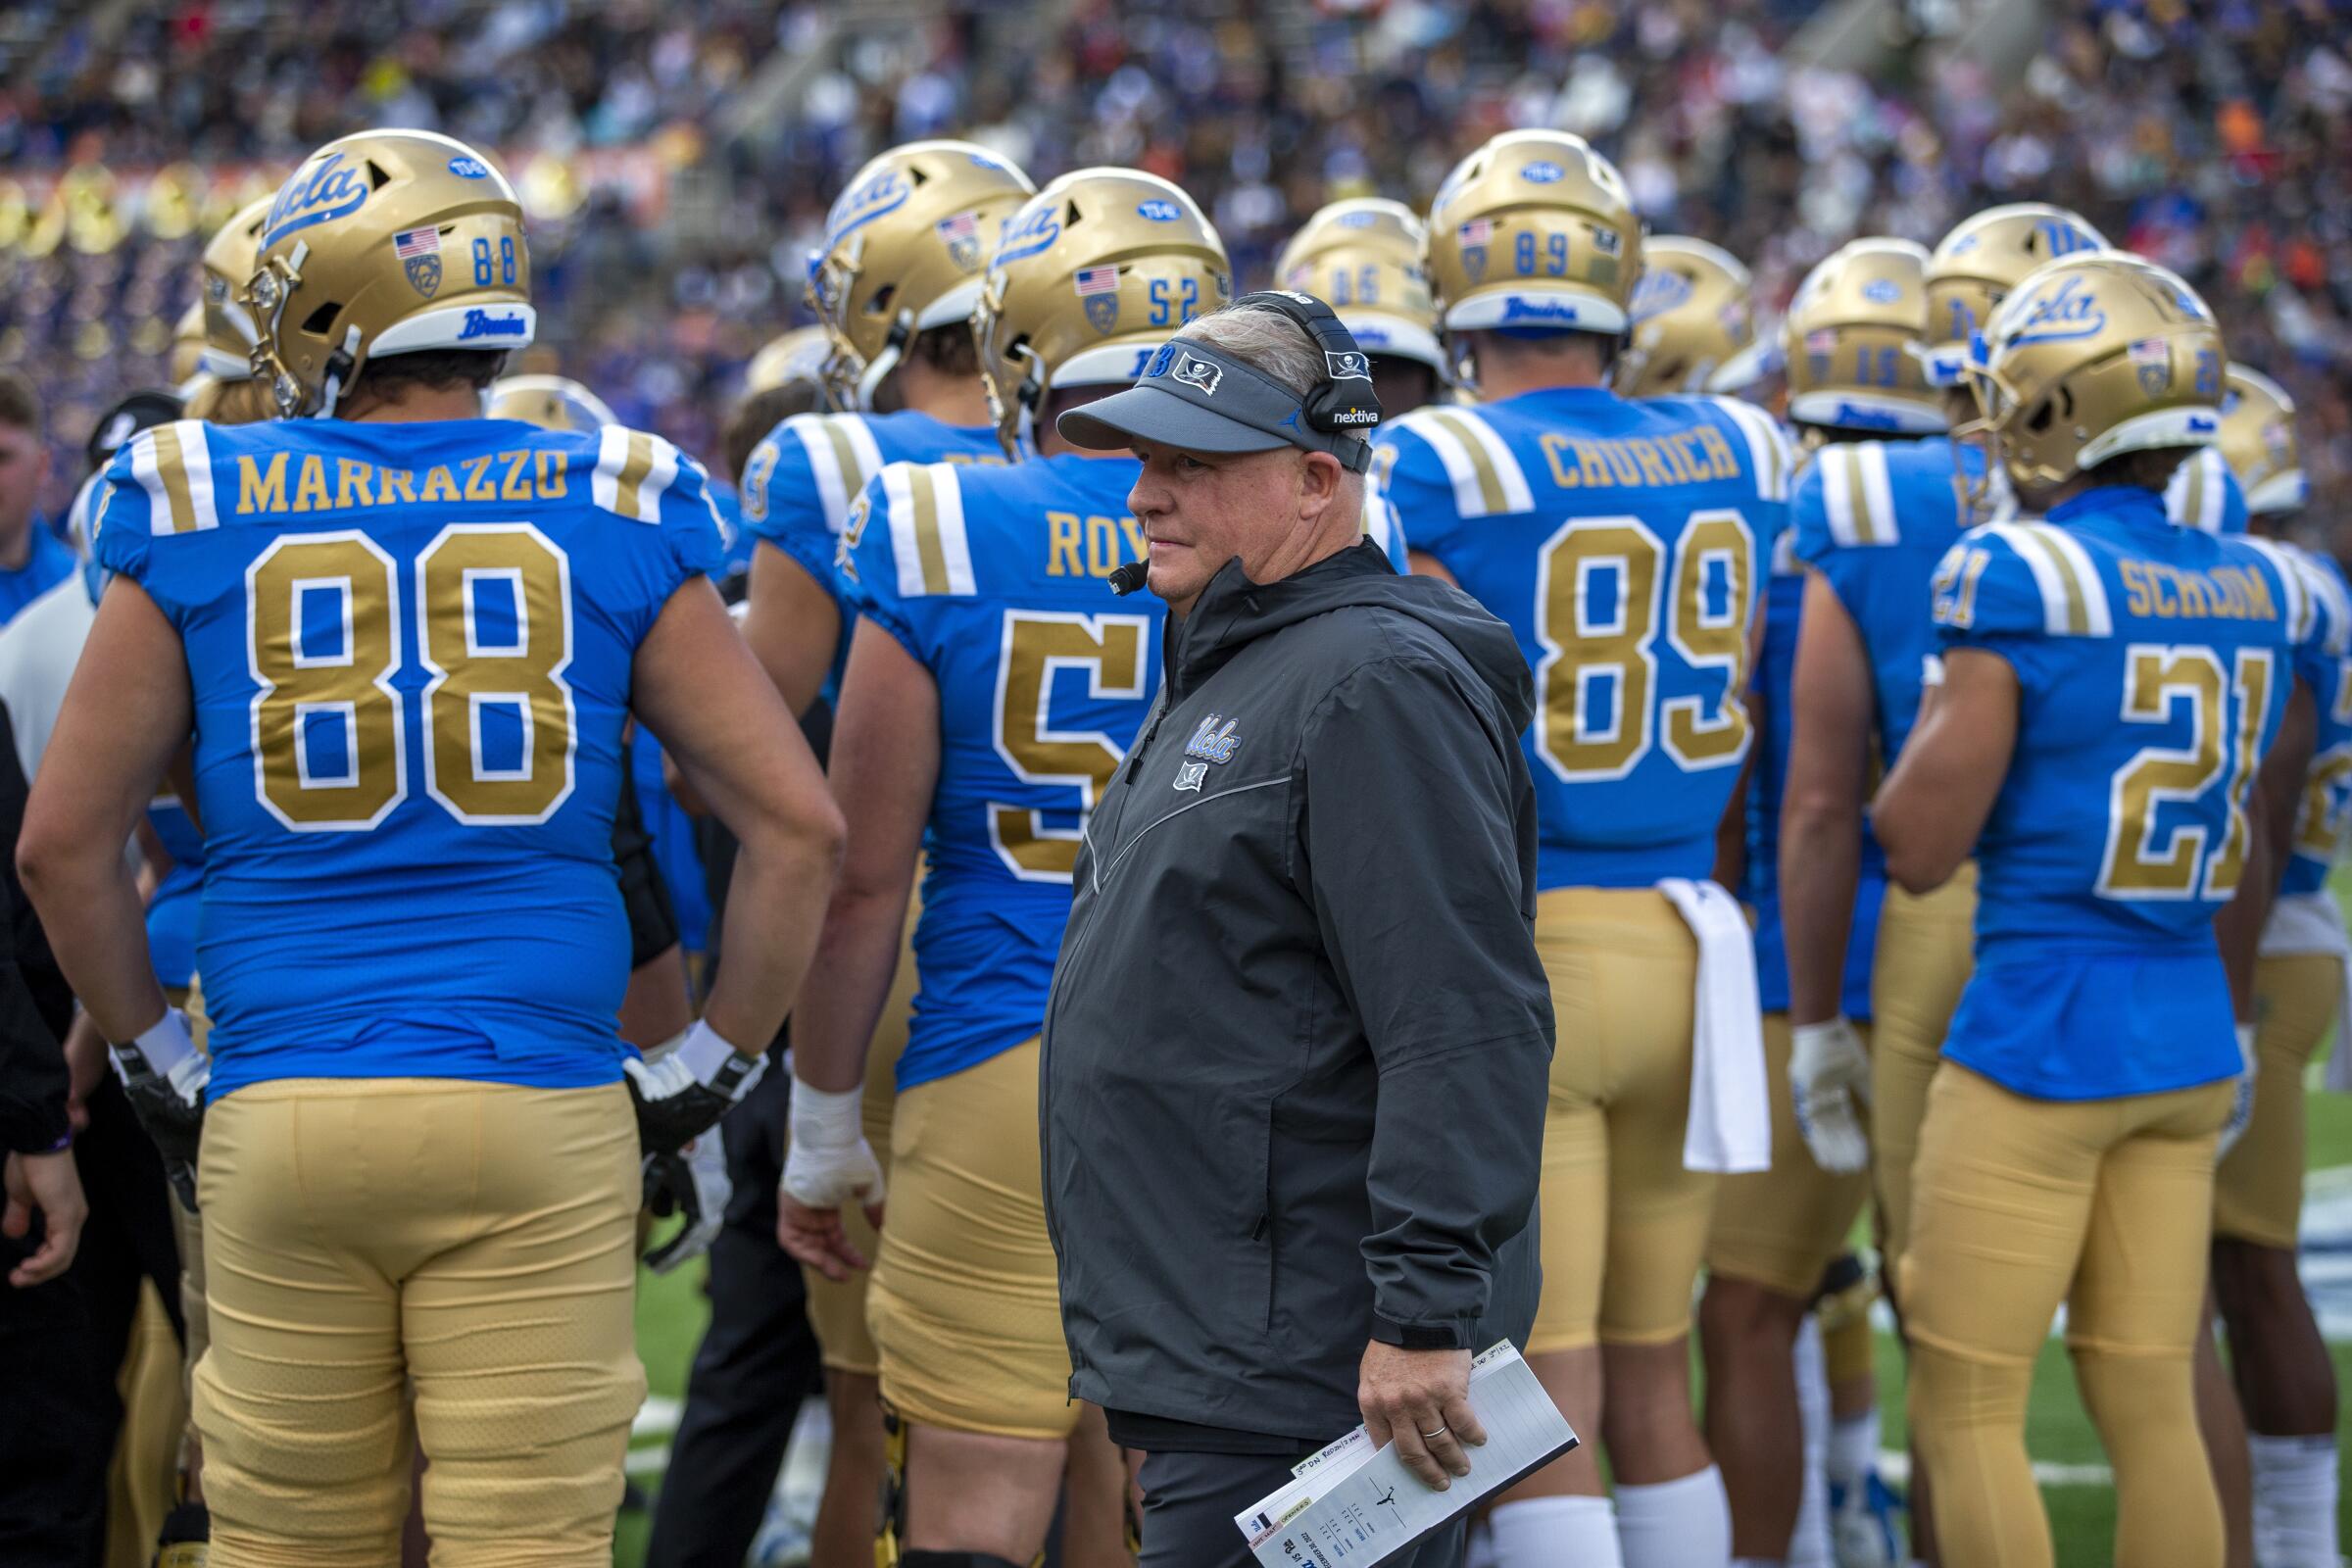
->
<box><xmin>309</xmin><ymin>325</ymin><xmax>365</xmax><ymax>420</ymax></box>
<box><xmin>857</xmin><ymin>312</ymin><xmax>915</xmax><ymax>412</ymax></box>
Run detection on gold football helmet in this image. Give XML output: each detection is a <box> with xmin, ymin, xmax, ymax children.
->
<box><xmin>198</xmin><ymin>196</ymin><xmax>272</xmax><ymax>382</ymax></box>
<box><xmin>974</xmin><ymin>168</ymin><xmax>1231</xmax><ymax>456</ymax></box>
<box><xmin>243</xmin><ymin>129</ymin><xmax>533</xmax><ymax>418</ymax></box>
<box><xmin>2213</xmin><ymin>364</ymin><xmax>2305</xmax><ymax>514</ymax></box>
<box><xmin>808</xmin><ymin>140</ymin><xmax>1035</xmax><ymax>411</ymax></box>
<box><xmin>745</xmin><ymin>326</ymin><xmax>833</xmax><ymax>396</ymax></box>
<box><xmin>168</xmin><ymin>302</ymin><xmax>208</xmax><ymax>390</ymax></box>
<box><xmin>1276</xmin><ymin>199</ymin><xmax>1444</xmax><ymax>374</ymax></box>
<box><xmin>1782</xmin><ymin>238</ymin><xmax>1944</xmax><ymax>434</ymax></box>
<box><xmin>1967</xmin><ymin>252</ymin><xmax>2226</xmax><ymax>497</ymax></box>
<box><xmin>485</xmin><ymin>373</ymin><xmax>616</xmax><ymax>430</ymax></box>
<box><xmin>1922</xmin><ymin>203</ymin><xmax>2106</xmax><ymax>386</ymax></box>
<box><xmin>1424</xmin><ymin>130</ymin><xmax>1642</xmax><ymax>343</ymax></box>
<box><xmin>1613</xmin><ymin>235</ymin><xmax>1770</xmax><ymax>398</ymax></box>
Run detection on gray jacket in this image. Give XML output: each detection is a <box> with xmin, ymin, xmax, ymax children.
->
<box><xmin>1042</xmin><ymin>541</ymin><xmax>1554</xmax><ymax>1443</ymax></box>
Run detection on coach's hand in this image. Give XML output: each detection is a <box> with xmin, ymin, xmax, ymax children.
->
<box><xmin>1790</xmin><ymin>1016</ymin><xmax>1872</xmax><ymax>1175</ymax></box>
<box><xmin>5</xmin><ymin>1148</ymin><xmax>87</xmax><ymax>1287</ymax></box>
<box><xmin>1359</xmin><ymin>1341</ymin><xmax>1483</xmax><ymax>1492</ymax></box>
<box><xmin>777</xmin><ymin>1077</ymin><xmax>884</xmax><ymax>1281</ymax></box>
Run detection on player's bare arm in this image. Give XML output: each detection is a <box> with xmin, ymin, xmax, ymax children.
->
<box><xmin>1874</xmin><ymin>646</ymin><xmax>2018</xmax><ymax>896</ymax></box>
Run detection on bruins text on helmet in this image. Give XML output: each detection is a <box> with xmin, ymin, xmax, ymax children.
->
<box><xmin>1422</xmin><ymin>128</ymin><xmax>1644</xmax><ymax>378</ymax></box>
<box><xmin>974</xmin><ymin>167</ymin><xmax>1231</xmax><ymax>456</ymax></box>
<box><xmin>806</xmin><ymin>139</ymin><xmax>1035</xmax><ymax>412</ymax></box>
<box><xmin>243</xmin><ymin>128</ymin><xmax>534</xmax><ymax>419</ymax></box>
<box><xmin>1782</xmin><ymin>237</ymin><xmax>1944</xmax><ymax>436</ymax></box>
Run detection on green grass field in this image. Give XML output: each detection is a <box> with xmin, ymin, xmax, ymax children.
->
<box><xmin>617</xmin><ymin>906</ymin><xmax>2352</xmax><ymax>1564</ymax></box>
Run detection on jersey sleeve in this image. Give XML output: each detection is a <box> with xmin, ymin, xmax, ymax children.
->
<box><xmin>739</xmin><ymin>413</ymin><xmax>872</xmax><ymax>615</ymax></box>
<box><xmin>587</xmin><ymin>428</ymin><xmax>727</xmax><ymax>636</ymax></box>
<box><xmin>1369</xmin><ymin>416</ymin><xmax>1473</xmax><ymax>564</ymax></box>
<box><xmin>2165</xmin><ymin>446</ymin><xmax>2249</xmax><ymax>537</ymax></box>
<box><xmin>1707</xmin><ymin>396</ymin><xmax>1795</xmax><ymax>552</ymax></box>
<box><xmin>1359</xmin><ymin>472</ymin><xmax>1411</xmax><ymax>571</ymax></box>
<box><xmin>1933</xmin><ymin>520</ymin><xmax>2114</xmax><ymax>660</ymax></box>
<box><xmin>841</xmin><ymin>462</ymin><xmax>974</xmax><ymax>665</ymax></box>
<box><xmin>90</xmin><ymin>434</ymin><xmax>163</xmax><ymax>603</ymax></box>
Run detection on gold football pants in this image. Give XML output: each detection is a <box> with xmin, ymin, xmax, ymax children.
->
<box><xmin>194</xmin><ymin>1077</ymin><xmax>643</xmax><ymax>1568</ymax></box>
<box><xmin>1867</xmin><ymin>859</ymin><xmax>1975</xmax><ymax>1274</ymax></box>
<box><xmin>865</xmin><ymin>1037</ymin><xmax>1079</xmax><ymax>1439</ymax></box>
<box><xmin>1705</xmin><ymin>1013</ymin><xmax>1873</xmax><ymax>1299</ymax></box>
<box><xmin>1528</xmin><ymin>886</ymin><xmax>1717</xmax><ymax>1351</ymax></box>
<box><xmin>1900</xmin><ymin>1062</ymin><xmax>2231</xmax><ymax>1568</ymax></box>
<box><xmin>2214</xmin><ymin>952</ymin><xmax>2340</xmax><ymax>1249</ymax></box>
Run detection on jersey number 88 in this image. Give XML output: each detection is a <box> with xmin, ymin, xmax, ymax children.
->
<box><xmin>245</xmin><ymin>524</ymin><xmax>574</xmax><ymax>831</ymax></box>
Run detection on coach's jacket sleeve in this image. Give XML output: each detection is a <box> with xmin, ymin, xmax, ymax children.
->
<box><xmin>0</xmin><ymin>702</ymin><xmax>69</xmax><ymax>1156</ymax></box>
<box><xmin>1298</xmin><ymin>654</ymin><xmax>1554</xmax><ymax>1349</ymax></box>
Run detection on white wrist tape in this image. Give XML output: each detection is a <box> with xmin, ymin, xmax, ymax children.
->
<box><xmin>790</xmin><ymin>1079</ymin><xmax>865</xmax><ymax>1150</ymax></box>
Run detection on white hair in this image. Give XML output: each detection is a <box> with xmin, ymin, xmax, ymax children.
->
<box><xmin>1174</xmin><ymin>305</ymin><xmax>1372</xmax><ymax>457</ymax></box>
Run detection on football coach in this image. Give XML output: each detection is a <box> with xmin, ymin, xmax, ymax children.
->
<box><xmin>1042</xmin><ymin>293</ymin><xmax>1555</xmax><ymax>1567</ymax></box>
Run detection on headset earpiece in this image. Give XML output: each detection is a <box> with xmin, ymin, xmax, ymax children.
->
<box><xmin>1231</xmin><ymin>289</ymin><xmax>1384</xmax><ymax>435</ymax></box>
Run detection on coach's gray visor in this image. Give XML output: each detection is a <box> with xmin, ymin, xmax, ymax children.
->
<box><xmin>1056</xmin><ymin>340</ymin><xmax>1373</xmax><ymax>472</ymax></box>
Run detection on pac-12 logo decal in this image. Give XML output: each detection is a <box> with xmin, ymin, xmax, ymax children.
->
<box><xmin>1185</xmin><ymin>713</ymin><xmax>1241</xmax><ymax>763</ymax></box>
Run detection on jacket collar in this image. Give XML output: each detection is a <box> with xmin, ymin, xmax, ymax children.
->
<box><xmin>1161</xmin><ymin>540</ymin><xmax>1394</xmax><ymax>701</ymax></box>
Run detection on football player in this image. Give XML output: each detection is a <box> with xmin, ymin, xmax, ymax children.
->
<box><xmin>2202</xmin><ymin>366</ymin><xmax>2344</xmax><ymax>1568</ymax></box>
<box><xmin>1637</xmin><ymin>235</ymin><xmax>1890</xmax><ymax>1568</ymax></box>
<box><xmin>180</xmin><ymin>197</ymin><xmax>276</xmax><ymax>426</ymax></box>
<box><xmin>738</xmin><ymin>138</ymin><xmax>1034</xmax><ymax>716</ymax></box>
<box><xmin>1276</xmin><ymin>198</ymin><xmax>1448</xmax><ymax>416</ymax></box>
<box><xmin>738</xmin><ymin>139</ymin><xmax>1031</xmax><ymax>1567</ymax></box>
<box><xmin>1379</xmin><ymin>129</ymin><xmax>1793</xmax><ymax>1568</ymax></box>
<box><xmin>20</xmin><ymin>130</ymin><xmax>844</xmax><ymax>1565</ymax></box>
<box><xmin>773</xmin><ymin>166</ymin><xmax>1230</xmax><ymax>1568</ymax></box>
<box><xmin>1780</xmin><ymin>209</ymin><xmax>2103</xmax><ymax>1564</ymax></box>
<box><xmin>1874</xmin><ymin>252</ymin><xmax>2303</xmax><ymax>1568</ymax></box>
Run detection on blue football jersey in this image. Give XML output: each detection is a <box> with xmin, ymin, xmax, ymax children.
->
<box><xmin>95</xmin><ymin>416</ymin><xmax>723</xmax><ymax>1097</ymax></box>
<box><xmin>2278</xmin><ymin>541</ymin><xmax>2352</xmax><ymax>896</ymax></box>
<box><xmin>1373</xmin><ymin>387</ymin><xmax>1792</xmax><ymax>889</ymax></box>
<box><xmin>2164</xmin><ymin>446</ymin><xmax>2251</xmax><ymax>537</ymax></box>
<box><xmin>145</xmin><ymin>796</ymin><xmax>205</xmax><ymax>993</ymax></box>
<box><xmin>738</xmin><ymin>409</ymin><xmax>1010</xmax><ymax>690</ymax></box>
<box><xmin>1931</xmin><ymin>486</ymin><xmax>2304</xmax><ymax>1098</ymax></box>
<box><xmin>1746</xmin><ymin>535</ymin><xmax>1885</xmax><ymax>1019</ymax></box>
<box><xmin>842</xmin><ymin>452</ymin><xmax>1164</xmax><ymax>1093</ymax></box>
<box><xmin>1792</xmin><ymin>436</ymin><xmax>1981</xmax><ymax>765</ymax></box>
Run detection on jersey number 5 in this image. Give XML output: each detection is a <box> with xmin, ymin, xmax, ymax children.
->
<box><xmin>246</xmin><ymin>525</ymin><xmax>574</xmax><ymax>831</ymax></box>
<box><xmin>1535</xmin><ymin>510</ymin><xmax>1755</xmax><ymax>781</ymax></box>
<box><xmin>990</xmin><ymin>610</ymin><xmax>1150</xmax><ymax>882</ymax></box>
<box><xmin>2098</xmin><ymin>644</ymin><xmax>2272</xmax><ymax>900</ymax></box>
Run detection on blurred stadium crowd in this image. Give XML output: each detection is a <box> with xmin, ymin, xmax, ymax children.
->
<box><xmin>1</xmin><ymin>0</ymin><xmax>2345</xmax><ymax>546</ymax></box>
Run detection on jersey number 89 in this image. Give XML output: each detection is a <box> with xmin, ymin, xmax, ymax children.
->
<box><xmin>1534</xmin><ymin>510</ymin><xmax>1755</xmax><ymax>781</ymax></box>
<box><xmin>245</xmin><ymin>524</ymin><xmax>574</xmax><ymax>831</ymax></box>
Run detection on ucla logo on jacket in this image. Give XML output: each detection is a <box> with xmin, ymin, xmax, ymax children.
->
<box><xmin>262</xmin><ymin>150</ymin><xmax>369</xmax><ymax>247</ymax></box>
<box><xmin>1185</xmin><ymin>714</ymin><xmax>1241</xmax><ymax>763</ymax></box>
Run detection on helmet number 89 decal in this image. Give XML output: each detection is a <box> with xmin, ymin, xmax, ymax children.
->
<box><xmin>245</xmin><ymin>525</ymin><xmax>574</xmax><ymax>831</ymax></box>
<box><xmin>1534</xmin><ymin>510</ymin><xmax>1755</xmax><ymax>781</ymax></box>
<box><xmin>1514</xmin><ymin>231</ymin><xmax>1570</xmax><ymax>277</ymax></box>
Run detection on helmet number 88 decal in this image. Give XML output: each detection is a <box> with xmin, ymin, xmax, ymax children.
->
<box><xmin>245</xmin><ymin>524</ymin><xmax>574</xmax><ymax>831</ymax></box>
<box><xmin>1534</xmin><ymin>510</ymin><xmax>1755</xmax><ymax>781</ymax></box>
<box><xmin>2096</xmin><ymin>644</ymin><xmax>2271</xmax><ymax>901</ymax></box>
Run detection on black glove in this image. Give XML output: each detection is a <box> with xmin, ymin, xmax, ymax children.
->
<box><xmin>116</xmin><ymin>1016</ymin><xmax>207</xmax><ymax>1212</ymax></box>
<box><xmin>622</xmin><ymin>1021</ymin><xmax>766</xmax><ymax>1158</ymax></box>
<box><xmin>641</xmin><ymin>1131</ymin><xmax>732</xmax><ymax>1273</ymax></box>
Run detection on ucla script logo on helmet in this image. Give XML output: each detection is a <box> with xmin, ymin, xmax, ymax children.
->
<box><xmin>262</xmin><ymin>150</ymin><xmax>369</xmax><ymax>248</ymax></box>
<box><xmin>992</xmin><ymin>203</ymin><xmax>1062</xmax><ymax>271</ymax></box>
<box><xmin>825</xmin><ymin>168</ymin><xmax>909</xmax><ymax>246</ymax></box>
<box><xmin>2006</xmin><ymin>273</ymin><xmax>2108</xmax><ymax>346</ymax></box>
<box><xmin>1631</xmin><ymin>269</ymin><xmax>1692</xmax><ymax>323</ymax></box>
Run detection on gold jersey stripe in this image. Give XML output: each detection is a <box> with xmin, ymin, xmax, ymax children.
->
<box><xmin>906</xmin><ymin>466</ymin><xmax>952</xmax><ymax>596</ymax></box>
<box><xmin>2033</xmin><ymin>526</ymin><xmax>2094</xmax><ymax>634</ymax></box>
<box><xmin>153</xmin><ymin>423</ymin><xmax>197</xmax><ymax>534</ymax></box>
<box><xmin>820</xmin><ymin>419</ymin><xmax>869</xmax><ymax>519</ymax></box>
<box><xmin>1428</xmin><ymin>409</ymin><xmax>1507</xmax><ymax>514</ymax></box>
<box><xmin>1840</xmin><ymin>447</ymin><xmax>1881</xmax><ymax>545</ymax></box>
<box><xmin>612</xmin><ymin>431</ymin><xmax>657</xmax><ymax>521</ymax></box>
